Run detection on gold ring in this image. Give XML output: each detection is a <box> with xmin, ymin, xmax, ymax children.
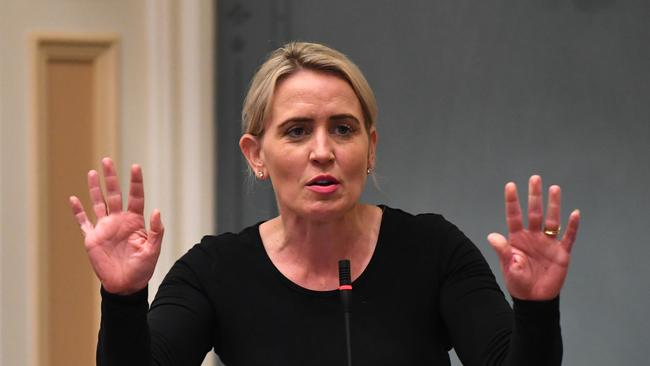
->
<box><xmin>543</xmin><ymin>227</ymin><xmax>561</xmax><ymax>236</ymax></box>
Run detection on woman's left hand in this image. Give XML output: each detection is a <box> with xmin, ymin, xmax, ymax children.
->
<box><xmin>488</xmin><ymin>175</ymin><xmax>580</xmax><ymax>300</ymax></box>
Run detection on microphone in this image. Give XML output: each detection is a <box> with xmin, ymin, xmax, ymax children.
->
<box><xmin>338</xmin><ymin>259</ymin><xmax>353</xmax><ymax>366</ymax></box>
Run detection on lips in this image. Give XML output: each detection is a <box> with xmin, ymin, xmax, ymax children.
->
<box><xmin>306</xmin><ymin>175</ymin><xmax>340</xmax><ymax>194</ymax></box>
<box><xmin>306</xmin><ymin>175</ymin><xmax>340</xmax><ymax>186</ymax></box>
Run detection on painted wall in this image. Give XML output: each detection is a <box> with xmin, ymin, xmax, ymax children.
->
<box><xmin>216</xmin><ymin>1</ymin><xmax>650</xmax><ymax>364</ymax></box>
<box><xmin>1</xmin><ymin>2</ymin><xmax>147</xmax><ymax>365</ymax></box>
<box><xmin>0</xmin><ymin>1</ymin><xmax>215</xmax><ymax>365</ymax></box>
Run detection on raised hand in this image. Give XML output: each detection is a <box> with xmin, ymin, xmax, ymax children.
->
<box><xmin>487</xmin><ymin>175</ymin><xmax>580</xmax><ymax>300</ymax></box>
<box><xmin>69</xmin><ymin>158</ymin><xmax>163</xmax><ymax>295</ymax></box>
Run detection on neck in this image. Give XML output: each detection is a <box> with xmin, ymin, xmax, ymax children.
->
<box><xmin>261</xmin><ymin>204</ymin><xmax>381</xmax><ymax>290</ymax></box>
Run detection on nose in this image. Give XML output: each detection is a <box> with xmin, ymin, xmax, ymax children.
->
<box><xmin>309</xmin><ymin>128</ymin><xmax>335</xmax><ymax>165</ymax></box>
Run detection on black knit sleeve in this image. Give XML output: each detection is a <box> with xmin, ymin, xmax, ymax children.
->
<box><xmin>97</xmin><ymin>239</ymin><xmax>217</xmax><ymax>366</ymax></box>
<box><xmin>97</xmin><ymin>286</ymin><xmax>151</xmax><ymax>366</ymax></box>
<box><xmin>436</xmin><ymin>219</ymin><xmax>562</xmax><ymax>366</ymax></box>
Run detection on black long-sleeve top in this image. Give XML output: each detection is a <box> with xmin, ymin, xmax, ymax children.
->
<box><xmin>98</xmin><ymin>206</ymin><xmax>562</xmax><ymax>365</ymax></box>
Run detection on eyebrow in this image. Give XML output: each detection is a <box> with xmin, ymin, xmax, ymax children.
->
<box><xmin>277</xmin><ymin>114</ymin><xmax>361</xmax><ymax>129</ymax></box>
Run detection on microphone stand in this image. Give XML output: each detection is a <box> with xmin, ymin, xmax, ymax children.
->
<box><xmin>338</xmin><ymin>259</ymin><xmax>353</xmax><ymax>366</ymax></box>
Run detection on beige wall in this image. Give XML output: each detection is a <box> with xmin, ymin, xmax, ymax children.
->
<box><xmin>0</xmin><ymin>1</ymin><xmax>215</xmax><ymax>365</ymax></box>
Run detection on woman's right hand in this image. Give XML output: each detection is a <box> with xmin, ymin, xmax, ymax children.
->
<box><xmin>69</xmin><ymin>157</ymin><xmax>164</xmax><ymax>295</ymax></box>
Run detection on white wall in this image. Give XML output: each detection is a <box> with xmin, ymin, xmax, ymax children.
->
<box><xmin>0</xmin><ymin>15</ymin><xmax>4</xmax><ymax>361</ymax></box>
<box><xmin>0</xmin><ymin>1</ymin><xmax>215</xmax><ymax>365</ymax></box>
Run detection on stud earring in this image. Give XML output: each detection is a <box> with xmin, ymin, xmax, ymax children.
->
<box><xmin>366</xmin><ymin>168</ymin><xmax>372</xmax><ymax>175</ymax></box>
<box><xmin>257</xmin><ymin>171</ymin><xmax>264</xmax><ymax>178</ymax></box>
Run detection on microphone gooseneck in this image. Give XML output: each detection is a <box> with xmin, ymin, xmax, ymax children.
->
<box><xmin>338</xmin><ymin>259</ymin><xmax>353</xmax><ymax>366</ymax></box>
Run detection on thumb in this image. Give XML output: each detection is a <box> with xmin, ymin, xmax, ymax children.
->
<box><xmin>487</xmin><ymin>233</ymin><xmax>511</xmax><ymax>263</ymax></box>
<box><xmin>148</xmin><ymin>209</ymin><xmax>164</xmax><ymax>249</ymax></box>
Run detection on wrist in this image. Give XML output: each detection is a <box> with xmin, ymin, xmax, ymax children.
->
<box><xmin>101</xmin><ymin>284</ymin><xmax>148</xmax><ymax>300</ymax></box>
<box><xmin>512</xmin><ymin>296</ymin><xmax>560</xmax><ymax>320</ymax></box>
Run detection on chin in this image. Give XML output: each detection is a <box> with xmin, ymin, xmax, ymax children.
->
<box><xmin>293</xmin><ymin>199</ymin><xmax>358</xmax><ymax>222</ymax></box>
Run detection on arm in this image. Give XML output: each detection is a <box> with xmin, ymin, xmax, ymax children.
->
<box><xmin>97</xmin><ymin>287</ymin><xmax>151</xmax><ymax>365</ymax></box>
<box><xmin>438</xmin><ymin>231</ymin><xmax>562</xmax><ymax>365</ymax></box>
<box><xmin>147</xmin><ymin>244</ymin><xmax>216</xmax><ymax>365</ymax></box>
<box><xmin>97</xmin><ymin>244</ymin><xmax>216</xmax><ymax>366</ymax></box>
<box><xmin>70</xmin><ymin>158</ymin><xmax>163</xmax><ymax>364</ymax></box>
<box><xmin>439</xmin><ymin>175</ymin><xmax>579</xmax><ymax>365</ymax></box>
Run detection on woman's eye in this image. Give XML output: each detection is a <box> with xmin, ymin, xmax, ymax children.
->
<box><xmin>334</xmin><ymin>124</ymin><xmax>352</xmax><ymax>136</ymax></box>
<box><xmin>286</xmin><ymin>126</ymin><xmax>307</xmax><ymax>138</ymax></box>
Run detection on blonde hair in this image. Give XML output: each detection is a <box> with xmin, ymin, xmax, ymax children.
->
<box><xmin>242</xmin><ymin>42</ymin><xmax>377</xmax><ymax>136</ymax></box>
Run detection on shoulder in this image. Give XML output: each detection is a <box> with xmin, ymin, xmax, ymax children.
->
<box><xmin>379</xmin><ymin>205</ymin><xmax>480</xmax><ymax>268</ymax></box>
<box><xmin>380</xmin><ymin>205</ymin><xmax>465</xmax><ymax>243</ymax></box>
<box><xmin>380</xmin><ymin>205</ymin><xmax>494</xmax><ymax>286</ymax></box>
<box><xmin>174</xmin><ymin>223</ymin><xmax>263</xmax><ymax>273</ymax></box>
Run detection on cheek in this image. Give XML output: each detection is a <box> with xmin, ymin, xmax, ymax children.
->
<box><xmin>264</xmin><ymin>146</ymin><xmax>305</xmax><ymax>179</ymax></box>
<box><xmin>338</xmin><ymin>145</ymin><xmax>370</xmax><ymax>178</ymax></box>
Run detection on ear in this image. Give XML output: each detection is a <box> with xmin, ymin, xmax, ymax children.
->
<box><xmin>239</xmin><ymin>134</ymin><xmax>265</xmax><ymax>175</ymax></box>
<box><xmin>368</xmin><ymin>127</ymin><xmax>378</xmax><ymax>170</ymax></box>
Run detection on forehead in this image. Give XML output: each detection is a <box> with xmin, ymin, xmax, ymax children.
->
<box><xmin>267</xmin><ymin>69</ymin><xmax>362</xmax><ymax>123</ymax></box>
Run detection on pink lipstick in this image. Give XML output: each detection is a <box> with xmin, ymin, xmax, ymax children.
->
<box><xmin>306</xmin><ymin>174</ymin><xmax>340</xmax><ymax>194</ymax></box>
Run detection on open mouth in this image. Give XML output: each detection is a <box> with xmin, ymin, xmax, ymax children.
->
<box><xmin>306</xmin><ymin>175</ymin><xmax>340</xmax><ymax>187</ymax></box>
<box><xmin>309</xmin><ymin>179</ymin><xmax>336</xmax><ymax>186</ymax></box>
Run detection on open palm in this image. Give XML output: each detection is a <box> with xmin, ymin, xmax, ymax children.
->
<box><xmin>488</xmin><ymin>175</ymin><xmax>580</xmax><ymax>300</ymax></box>
<box><xmin>69</xmin><ymin>158</ymin><xmax>163</xmax><ymax>295</ymax></box>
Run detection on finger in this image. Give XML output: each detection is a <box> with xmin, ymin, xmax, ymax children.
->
<box><xmin>69</xmin><ymin>195</ymin><xmax>94</xmax><ymax>235</ymax></box>
<box><xmin>487</xmin><ymin>233</ymin><xmax>512</xmax><ymax>263</ymax></box>
<box><xmin>544</xmin><ymin>185</ymin><xmax>562</xmax><ymax>238</ymax></box>
<box><xmin>127</xmin><ymin>164</ymin><xmax>145</xmax><ymax>215</ymax></box>
<box><xmin>102</xmin><ymin>157</ymin><xmax>123</xmax><ymax>214</ymax></box>
<box><xmin>148</xmin><ymin>209</ymin><xmax>164</xmax><ymax>249</ymax></box>
<box><xmin>560</xmin><ymin>209</ymin><xmax>580</xmax><ymax>252</ymax></box>
<box><xmin>505</xmin><ymin>182</ymin><xmax>524</xmax><ymax>234</ymax></box>
<box><xmin>88</xmin><ymin>170</ymin><xmax>107</xmax><ymax>219</ymax></box>
<box><xmin>527</xmin><ymin>175</ymin><xmax>543</xmax><ymax>232</ymax></box>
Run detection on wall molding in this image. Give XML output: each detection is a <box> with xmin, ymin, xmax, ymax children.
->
<box><xmin>145</xmin><ymin>0</ymin><xmax>216</xmax><ymax>363</ymax></box>
<box><xmin>29</xmin><ymin>32</ymin><xmax>120</xmax><ymax>366</ymax></box>
<box><xmin>23</xmin><ymin>0</ymin><xmax>215</xmax><ymax>362</ymax></box>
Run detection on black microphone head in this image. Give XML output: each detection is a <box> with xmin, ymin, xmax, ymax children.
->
<box><xmin>338</xmin><ymin>259</ymin><xmax>351</xmax><ymax>286</ymax></box>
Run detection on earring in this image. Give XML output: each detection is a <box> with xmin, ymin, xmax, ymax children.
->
<box><xmin>366</xmin><ymin>168</ymin><xmax>372</xmax><ymax>175</ymax></box>
<box><xmin>257</xmin><ymin>171</ymin><xmax>264</xmax><ymax>178</ymax></box>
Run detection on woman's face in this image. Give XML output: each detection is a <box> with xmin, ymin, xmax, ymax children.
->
<box><xmin>244</xmin><ymin>69</ymin><xmax>376</xmax><ymax>220</ymax></box>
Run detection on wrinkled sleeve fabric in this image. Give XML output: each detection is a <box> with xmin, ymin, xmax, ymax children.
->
<box><xmin>436</xmin><ymin>217</ymin><xmax>562</xmax><ymax>366</ymax></box>
<box><xmin>97</xmin><ymin>240</ymin><xmax>216</xmax><ymax>366</ymax></box>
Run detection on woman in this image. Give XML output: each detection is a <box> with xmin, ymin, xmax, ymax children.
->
<box><xmin>70</xmin><ymin>42</ymin><xmax>580</xmax><ymax>365</ymax></box>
